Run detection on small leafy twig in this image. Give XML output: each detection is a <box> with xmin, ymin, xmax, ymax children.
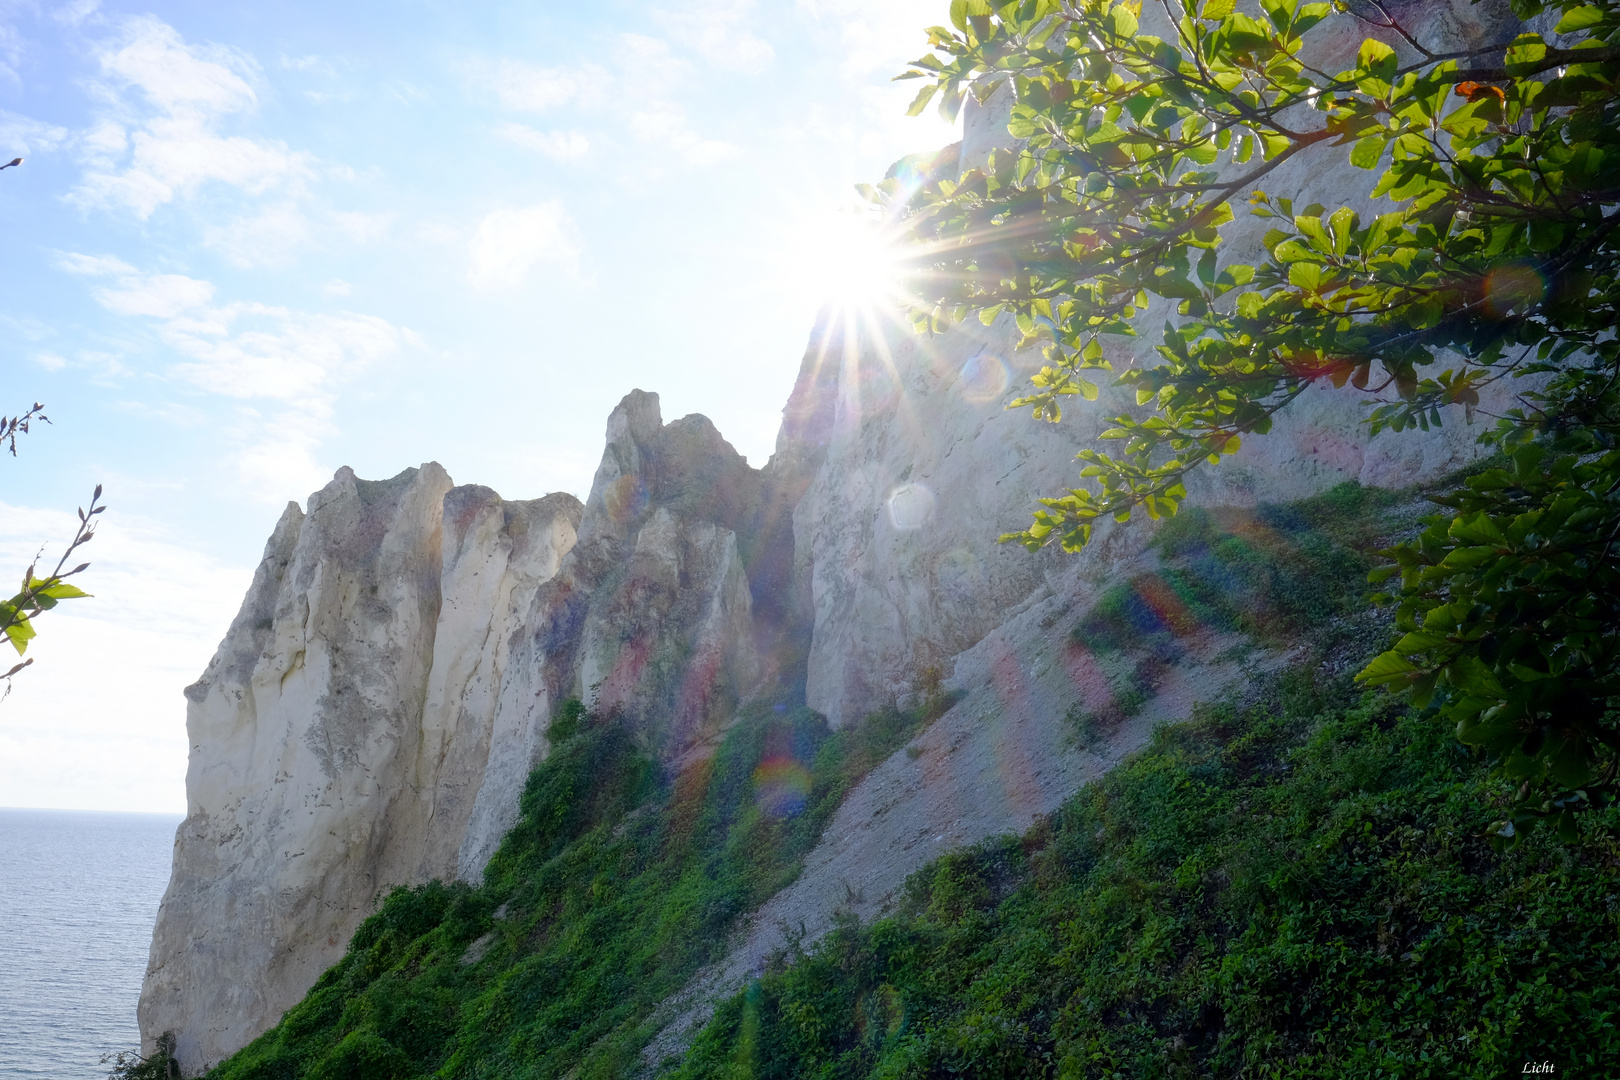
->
<box><xmin>2</xmin><ymin>403</ymin><xmax>48</xmax><ymax>456</ymax></box>
<box><xmin>0</xmin><ymin>484</ymin><xmax>104</xmax><ymax>696</ymax></box>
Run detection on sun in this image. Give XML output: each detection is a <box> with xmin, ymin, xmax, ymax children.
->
<box><xmin>785</xmin><ymin>205</ymin><xmax>913</xmax><ymax>313</ymax></box>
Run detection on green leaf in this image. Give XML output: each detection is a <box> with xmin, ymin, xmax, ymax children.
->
<box><xmin>906</xmin><ymin>82</ymin><xmax>941</xmax><ymax>117</ymax></box>
<box><xmin>4</xmin><ymin>617</ymin><xmax>35</xmax><ymax>655</ymax></box>
<box><xmin>1555</xmin><ymin>5</ymin><xmax>1604</xmax><ymax>31</ymax></box>
<box><xmin>1111</xmin><ymin>3</ymin><xmax>1139</xmax><ymax>37</ymax></box>
<box><xmin>1349</xmin><ymin>136</ymin><xmax>1383</xmax><ymax>169</ymax></box>
<box><xmin>1357</xmin><ymin>651</ymin><xmax>1418</xmax><ymax>685</ymax></box>
<box><xmin>1356</xmin><ymin>38</ymin><xmax>1395</xmax><ymax>69</ymax></box>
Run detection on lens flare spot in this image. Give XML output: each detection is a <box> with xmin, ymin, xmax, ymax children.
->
<box><xmin>602</xmin><ymin>474</ymin><xmax>648</xmax><ymax>525</ymax></box>
<box><xmin>1483</xmin><ymin>263</ymin><xmax>1545</xmax><ymax>319</ymax></box>
<box><xmin>754</xmin><ymin>756</ymin><xmax>812</xmax><ymax>818</ymax></box>
<box><xmin>957</xmin><ymin>354</ymin><xmax>1009</xmax><ymax>403</ymax></box>
<box><xmin>887</xmin><ymin>482</ymin><xmax>936</xmax><ymax>531</ymax></box>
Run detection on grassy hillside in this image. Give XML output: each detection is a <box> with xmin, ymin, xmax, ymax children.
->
<box><xmin>192</xmin><ymin>481</ymin><xmax>1620</xmax><ymax>1078</ymax></box>
<box><xmin>674</xmin><ymin>672</ymin><xmax>1620</xmax><ymax>1078</ymax></box>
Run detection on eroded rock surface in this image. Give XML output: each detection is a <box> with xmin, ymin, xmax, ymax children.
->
<box><xmin>490</xmin><ymin>391</ymin><xmax>767</xmax><ymax>773</ymax></box>
<box><xmin>142</xmin><ymin>394</ymin><xmax>781</xmax><ymax>1072</ymax></box>
<box><xmin>143</xmin><ymin>465</ymin><xmax>459</xmax><ymax>1071</ymax></box>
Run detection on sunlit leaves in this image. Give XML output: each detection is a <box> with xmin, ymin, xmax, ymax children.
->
<box><xmin>887</xmin><ymin>0</ymin><xmax>1620</xmax><ymax>836</ymax></box>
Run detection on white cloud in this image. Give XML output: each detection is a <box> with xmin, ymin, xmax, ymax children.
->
<box><xmin>467</xmin><ymin>202</ymin><xmax>581</xmax><ymax>291</ymax></box>
<box><xmin>230</xmin><ymin>407</ymin><xmax>332</xmax><ymax>498</ymax></box>
<box><xmin>795</xmin><ymin>0</ymin><xmax>945</xmax><ymax>77</ymax></box>
<box><xmin>0</xmin><ymin>25</ymin><xmax>23</xmax><ymax>85</ymax></box>
<box><xmin>653</xmin><ymin>0</ymin><xmax>774</xmax><ymax>74</ymax></box>
<box><xmin>323</xmin><ymin>279</ymin><xmax>352</xmax><ymax>297</ymax></box>
<box><xmin>77</xmin><ymin>350</ymin><xmax>129</xmax><ymax>382</ymax></box>
<box><xmin>0</xmin><ymin>110</ymin><xmax>70</xmax><ymax>157</ymax></box>
<box><xmin>71</xmin><ymin>16</ymin><xmax>315</xmax><ymax>218</ymax></box>
<box><xmin>54</xmin><ymin>251</ymin><xmax>137</xmax><ymax>276</ymax></box>
<box><xmin>467</xmin><ymin>35</ymin><xmax>738</xmax><ymax>172</ymax></box>
<box><xmin>629</xmin><ymin>104</ymin><xmax>739</xmax><ymax>165</ymax></box>
<box><xmin>79</xmin><ymin>118</ymin><xmax>126</xmax><ymax>157</ymax></box>
<box><xmin>53</xmin><ymin>0</ymin><xmax>103</xmax><ymax>28</ymax></box>
<box><xmin>94</xmin><ymin>273</ymin><xmax>215</xmax><ymax>318</ymax></box>
<box><xmin>76</xmin><ymin>117</ymin><xmax>312</xmax><ymax>218</ymax></box>
<box><xmin>494</xmin><ymin>122</ymin><xmax>589</xmax><ymax>161</ymax></box>
<box><xmin>616</xmin><ymin>34</ymin><xmax>691</xmax><ymax>95</ymax></box>
<box><xmin>203</xmin><ymin>201</ymin><xmax>311</xmax><ymax>268</ymax></box>
<box><xmin>331</xmin><ymin>210</ymin><xmax>390</xmax><ymax>243</ymax></box>
<box><xmin>32</xmin><ymin>353</ymin><xmax>66</xmax><ymax>371</ymax></box>
<box><xmin>100</xmin><ymin>15</ymin><xmax>257</xmax><ymax>114</ymax></box>
<box><xmin>65</xmin><ymin>255</ymin><xmax>414</xmax><ymax>405</ymax></box>
<box><xmin>166</xmin><ymin>307</ymin><xmax>408</xmax><ymax>401</ymax></box>
<box><xmin>280</xmin><ymin>53</ymin><xmax>333</xmax><ymax>75</ymax></box>
<box><xmin>465</xmin><ymin>58</ymin><xmax>602</xmax><ymax>113</ymax></box>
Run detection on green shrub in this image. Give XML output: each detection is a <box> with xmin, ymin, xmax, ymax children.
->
<box><xmin>1073</xmin><ymin>482</ymin><xmax>1398</xmax><ymax>660</ymax></box>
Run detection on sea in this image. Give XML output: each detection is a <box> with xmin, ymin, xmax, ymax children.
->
<box><xmin>0</xmin><ymin>808</ymin><xmax>182</xmax><ymax>1080</ymax></box>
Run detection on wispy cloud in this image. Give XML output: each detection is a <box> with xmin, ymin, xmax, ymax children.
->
<box><xmin>60</xmin><ymin>252</ymin><xmax>416</xmax><ymax>496</ymax></box>
<box><xmin>93</xmin><ymin>271</ymin><xmax>215</xmax><ymax>318</ymax></box>
<box><xmin>616</xmin><ymin>33</ymin><xmax>692</xmax><ymax>95</ymax></box>
<box><xmin>652</xmin><ymin>0</ymin><xmax>774</xmax><ymax>74</ymax></box>
<box><xmin>464</xmin><ymin>57</ymin><xmax>603</xmax><ymax>112</ymax></box>
<box><xmin>629</xmin><ymin>104</ymin><xmax>739</xmax><ymax>165</ymax></box>
<box><xmin>468</xmin><ymin>32</ymin><xmax>744</xmax><ymax>168</ymax></box>
<box><xmin>0</xmin><ymin>109</ymin><xmax>70</xmax><ymax>157</ymax></box>
<box><xmin>202</xmin><ymin>201</ymin><xmax>312</xmax><ymax>268</ymax></box>
<box><xmin>796</xmin><ymin>0</ymin><xmax>943</xmax><ymax>73</ymax></box>
<box><xmin>494</xmin><ymin>122</ymin><xmax>589</xmax><ymax>161</ymax></box>
<box><xmin>54</xmin><ymin>251</ymin><xmax>136</xmax><ymax>276</ymax></box>
<box><xmin>53</xmin><ymin>0</ymin><xmax>102</xmax><ymax>28</ymax></box>
<box><xmin>71</xmin><ymin>16</ymin><xmax>315</xmax><ymax>218</ymax></box>
<box><xmin>467</xmin><ymin>202</ymin><xmax>581</xmax><ymax>291</ymax></box>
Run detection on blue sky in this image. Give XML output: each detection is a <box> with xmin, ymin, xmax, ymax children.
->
<box><xmin>0</xmin><ymin>0</ymin><xmax>957</xmax><ymax>812</ymax></box>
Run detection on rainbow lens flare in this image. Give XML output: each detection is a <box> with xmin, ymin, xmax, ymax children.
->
<box><xmin>754</xmin><ymin>756</ymin><xmax>813</xmax><ymax>818</ymax></box>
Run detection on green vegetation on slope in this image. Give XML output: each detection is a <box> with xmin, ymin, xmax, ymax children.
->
<box><xmin>1077</xmin><ymin>480</ymin><xmax>1399</xmax><ymax>654</ymax></box>
<box><xmin>1064</xmin><ymin>481</ymin><xmax>1398</xmax><ymax>740</ymax></box>
<box><xmin>207</xmin><ymin>695</ymin><xmax>948</xmax><ymax>1080</ymax></box>
<box><xmin>675</xmin><ymin>670</ymin><xmax>1620</xmax><ymax>1079</ymax></box>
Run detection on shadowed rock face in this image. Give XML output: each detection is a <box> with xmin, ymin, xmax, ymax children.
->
<box><xmin>497</xmin><ymin>391</ymin><xmax>769</xmax><ymax>767</ymax></box>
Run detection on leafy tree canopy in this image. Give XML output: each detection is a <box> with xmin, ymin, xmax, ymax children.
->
<box><xmin>880</xmin><ymin>0</ymin><xmax>1620</xmax><ymax>842</ymax></box>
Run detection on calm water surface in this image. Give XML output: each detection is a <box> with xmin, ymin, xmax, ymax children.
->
<box><xmin>0</xmin><ymin>808</ymin><xmax>180</xmax><ymax>1079</ymax></box>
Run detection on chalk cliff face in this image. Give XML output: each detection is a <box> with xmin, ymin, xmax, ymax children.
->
<box><xmin>141</xmin><ymin>396</ymin><xmax>785</xmax><ymax>1073</ymax></box>
<box><xmin>139</xmin><ymin>467</ymin><xmax>582</xmax><ymax>1070</ymax></box>
<box><xmin>144</xmin><ymin>6</ymin><xmax>1523</xmax><ymax>1066</ymax></box>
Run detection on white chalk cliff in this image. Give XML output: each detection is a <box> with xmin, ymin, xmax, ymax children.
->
<box><xmin>141</xmin><ymin>5</ymin><xmax>1523</xmax><ymax>1067</ymax></box>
